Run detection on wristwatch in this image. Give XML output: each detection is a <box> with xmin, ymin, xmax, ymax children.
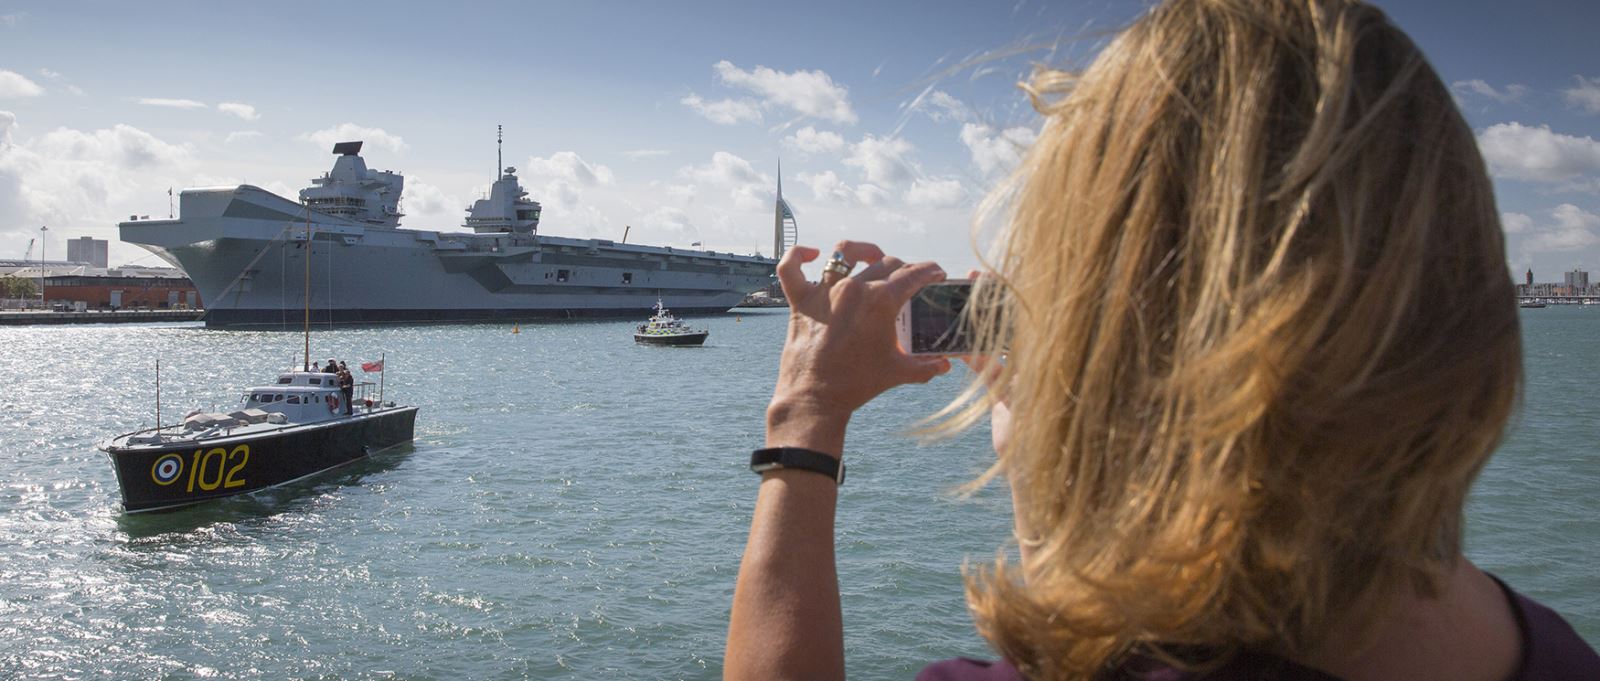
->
<box><xmin>750</xmin><ymin>447</ymin><xmax>845</xmax><ymax>485</ymax></box>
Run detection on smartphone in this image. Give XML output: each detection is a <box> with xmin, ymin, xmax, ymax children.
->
<box><xmin>896</xmin><ymin>280</ymin><xmax>975</xmax><ymax>356</ymax></box>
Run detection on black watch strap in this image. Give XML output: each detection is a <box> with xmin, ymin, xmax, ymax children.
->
<box><xmin>750</xmin><ymin>447</ymin><xmax>845</xmax><ymax>485</ymax></box>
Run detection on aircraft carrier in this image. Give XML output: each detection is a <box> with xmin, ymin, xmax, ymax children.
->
<box><xmin>120</xmin><ymin>139</ymin><xmax>784</xmax><ymax>328</ymax></box>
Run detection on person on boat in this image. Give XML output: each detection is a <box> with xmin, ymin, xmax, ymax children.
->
<box><xmin>324</xmin><ymin>359</ymin><xmax>339</xmax><ymax>375</ymax></box>
<box><xmin>337</xmin><ymin>362</ymin><xmax>354</xmax><ymax>415</ymax></box>
<box><xmin>723</xmin><ymin>1</ymin><xmax>1600</xmax><ymax>679</ymax></box>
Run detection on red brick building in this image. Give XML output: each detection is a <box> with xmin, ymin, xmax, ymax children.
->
<box><xmin>43</xmin><ymin>274</ymin><xmax>202</xmax><ymax>310</ymax></box>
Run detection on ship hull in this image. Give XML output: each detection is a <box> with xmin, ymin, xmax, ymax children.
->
<box><xmin>209</xmin><ymin>305</ymin><xmax>743</xmax><ymax>327</ymax></box>
<box><xmin>106</xmin><ymin>406</ymin><xmax>418</xmax><ymax>513</ymax></box>
<box><xmin>121</xmin><ymin>186</ymin><xmax>778</xmax><ymax>329</ymax></box>
<box><xmin>634</xmin><ymin>331</ymin><xmax>710</xmax><ymax>346</ymax></box>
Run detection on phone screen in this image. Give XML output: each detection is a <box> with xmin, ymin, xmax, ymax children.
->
<box><xmin>908</xmin><ymin>282</ymin><xmax>973</xmax><ymax>354</ymax></box>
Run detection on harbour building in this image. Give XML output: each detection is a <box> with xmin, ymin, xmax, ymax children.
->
<box><xmin>1565</xmin><ymin>269</ymin><xmax>1590</xmax><ymax>295</ymax></box>
<box><xmin>67</xmin><ymin>237</ymin><xmax>110</xmax><ymax>269</ymax></box>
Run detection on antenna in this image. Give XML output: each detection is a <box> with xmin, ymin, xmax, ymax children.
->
<box><xmin>497</xmin><ymin>124</ymin><xmax>503</xmax><ymax>178</ymax></box>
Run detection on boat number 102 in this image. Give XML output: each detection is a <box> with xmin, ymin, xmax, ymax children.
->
<box><xmin>150</xmin><ymin>445</ymin><xmax>250</xmax><ymax>492</ymax></box>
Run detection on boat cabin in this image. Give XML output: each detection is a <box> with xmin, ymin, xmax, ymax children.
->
<box><xmin>237</xmin><ymin>371</ymin><xmax>356</xmax><ymax>424</ymax></box>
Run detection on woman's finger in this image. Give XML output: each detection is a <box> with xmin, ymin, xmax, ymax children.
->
<box><xmin>895</xmin><ymin>354</ymin><xmax>953</xmax><ymax>385</ymax></box>
<box><xmin>883</xmin><ymin>261</ymin><xmax>947</xmax><ymax>304</ymax></box>
<box><xmin>829</xmin><ymin>240</ymin><xmax>886</xmax><ymax>270</ymax></box>
<box><xmin>776</xmin><ymin>245</ymin><xmax>820</xmax><ymax>300</ymax></box>
<box><xmin>853</xmin><ymin>255</ymin><xmax>904</xmax><ymax>282</ymax></box>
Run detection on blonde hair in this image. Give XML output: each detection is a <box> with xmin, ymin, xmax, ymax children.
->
<box><xmin>950</xmin><ymin>0</ymin><xmax>1520</xmax><ymax>677</ymax></box>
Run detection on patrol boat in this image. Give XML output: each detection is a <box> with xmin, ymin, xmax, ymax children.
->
<box><xmin>119</xmin><ymin>132</ymin><xmax>785</xmax><ymax>327</ymax></box>
<box><xmin>633</xmin><ymin>298</ymin><xmax>710</xmax><ymax>346</ymax></box>
<box><xmin>101</xmin><ymin>368</ymin><xmax>418</xmax><ymax>513</ymax></box>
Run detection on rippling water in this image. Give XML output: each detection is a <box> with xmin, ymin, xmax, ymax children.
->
<box><xmin>0</xmin><ymin>307</ymin><xmax>1593</xmax><ymax>678</ymax></box>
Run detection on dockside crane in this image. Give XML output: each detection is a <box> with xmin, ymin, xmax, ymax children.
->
<box><xmin>23</xmin><ymin>237</ymin><xmax>34</xmax><ymax>261</ymax></box>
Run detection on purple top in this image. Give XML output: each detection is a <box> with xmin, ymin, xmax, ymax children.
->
<box><xmin>918</xmin><ymin>578</ymin><xmax>1598</xmax><ymax>681</ymax></box>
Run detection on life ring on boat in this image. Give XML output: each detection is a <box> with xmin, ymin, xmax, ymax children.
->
<box><xmin>328</xmin><ymin>395</ymin><xmax>341</xmax><ymax>413</ymax></box>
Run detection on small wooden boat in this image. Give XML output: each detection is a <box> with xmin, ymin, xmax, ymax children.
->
<box><xmin>101</xmin><ymin>369</ymin><xmax>417</xmax><ymax>513</ymax></box>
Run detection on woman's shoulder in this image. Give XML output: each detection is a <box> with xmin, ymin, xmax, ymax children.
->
<box><xmin>916</xmin><ymin>657</ymin><xmax>1024</xmax><ymax>681</ymax></box>
<box><xmin>916</xmin><ymin>653</ymin><xmax>1338</xmax><ymax>681</ymax></box>
<box><xmin>1491</xmin><ymin>575</ymin><xmax>1600</xmax><ymax>681</ymax></box>
<box><xmin>916</xmin><ymin>582</ymin><xmax>1599</xmax><ymax>681</ymax></box>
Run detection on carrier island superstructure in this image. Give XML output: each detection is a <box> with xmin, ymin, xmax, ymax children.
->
<box><xmin>120</xmin><ymin>141</ymin><xmax>781</xmax><ymax>327</ymax></box>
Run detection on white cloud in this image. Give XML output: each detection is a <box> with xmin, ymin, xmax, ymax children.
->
<box><xmin>0</xmin><ymin>115</ymin><xmax>193</xmax><ymax>246</ymax></box>
<box><xmin>0</xmin><ymin>13</ymin><xmax>20</xmax><ymax>28</ymax></box>
<box><xmin>1477</xmin><ymin>122</ymin><xmax>1600</xmax><ymax>184</ymax></box>
<box><xmin>1521</xmin><ymin>204</ymin><xmax>1600</xmax><ymax>253</ymax></box>
<box><xmin>796</xmin><ymin>170</ymin><xmax>854</xmax><ymax>203</ymax></box>
<box><xmin>680</xmin><ymin>94</ymin><xmax>762</xmax><ymax>125</ymax></box>
<box><xmin>64</xmin><ymin>85</ymin><xmax>84</xmax><ymax>97</ymax></box>
<box><xmin>795</xmin><ymin>170</ymin><xmax>889</xmax><ymax>207</ymax></box>
<box><xmin>523</xmin><ymin>151</ymin><xmax>614</xmax><ymax>186</ymax></box>
<box><xmin>36</xmin><ymin>124</ymin><xmax>192</xmax><ymax>168</ymax></box>
<box><xmin>400</xmin><ymin>177</ymin><xmax>459</xmax><ymax>226</ymax></box>
<box><xmin>217</xmin><ymin>102</ymin><xmax>259</xmax><ymax>121</ymax></box>
<box><xmin>782</xmin><ymin>126</ymin><xmax>846</xmax><ymax>155</ymax></box>
<box><xmin>679</xmin><ymin>151</ymin><xmax>771</xmax><ymax>210</ymax></box>
<box><xmin>873</xmin><ymin>209</ymin><xmax>927</xmax><ymax>235</ymax></box>
<box><xmin>1451</xmin><ymin>79</ymin><xmax>1528</xmax><ymax>104</ymax></box>
<box><xmin>37</xmin><ymin>68</ymin><xmax>59</xmax><ymax>80</ymax></box>
<box><xmin>960</xmin><ymin>122</ymin><xmax>1037</xmax><ymax>177</ymax></box>
<box><xmin>137</xmin><ymin>98</ymin><xmax>207</xmax><ymax>109</ymax></box>
<box><xmin>856</xmin><ymin>184</ymin><xmax>889</xmax><ymax>206</ymax></box>
<box><xmin>638</xmin><ymin>206</ymin><xmax>698</xmax><ymax>238</ymax></box>
<box><xmin>624</xmin><ymin>149</ymin><xmax>670</xmax><ymax>160</ymax></box>
<box><xmin>1502</xmin><ymin>212</ymin><xmax>1533</xmax><ymax>234</ymax></box>
<box><xmin>302</xmin><ymin>123</ymin><xmax>407</xmax><ymax>154</ymax></box>
<box><xmin>681</xmin><ymin>151</ymin><xmax>766</xmax><ymax>187</ymax></box>
<box><xmin>713</xmin><ymin>60</ymin><xmax>857</xmax><ymax>125</ymax></box>
<box><xmin>536</xmin><ymin>182</ymin><xmax>610</xmax><ymax>236</ymax></box>
<box><xmin>665</xmin><ymin>183</ymin><xmax>697</xmax><ymax>203</ymax></box>
<box><xmin>1564</xmin><ymin>76</ymin><xmax>1600</xmax><ymax>115</ymax></box>
<box><xmin>224</xmin><ymin>130</ymin><xmax>262</xmax><ymax>144</ymax></box>
<box><xmin>905</xmin><ymin>177</ymin><xmax>967</xmax><ymax>208</ymax></box>
<box><xmin>0</xmin><ymin>70</ymin><xmax>44</xmax><ymax>98</ymax></box>
<box><xmin>542</xmin><ymin>180</ymin><xmax>580</xmax><ymax>211</ymax></box>
<box><xmin>844</xmin><ymin>135</ymin><xmax>915</xmax><ymax>188</ymax></box>
<box><xmin>911</xmin><ymin>89</ymin><xmax>971</xmax><ymax>123</ymax></box>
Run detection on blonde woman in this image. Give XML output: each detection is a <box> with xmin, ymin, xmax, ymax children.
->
<box><xmin>725</xmin><ymin>0</ymin><xmax>1598</xmax><ymax>679</ymax></box>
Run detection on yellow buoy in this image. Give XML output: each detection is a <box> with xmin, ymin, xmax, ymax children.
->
<box><xmin>736</xmin><ymin>316</ymin><xmax>742</xmax><ymax>322</ymax></box>
<box><xmin>513</xmin><ymin>323</ymin><xmax>520</xmax><ymax>334</ymax></box>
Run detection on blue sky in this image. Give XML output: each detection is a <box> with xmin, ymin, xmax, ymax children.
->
<box><xmin>1</xmin><ymin>0</ymin><xmax>1597</xmax><ymax>282</ymax></box>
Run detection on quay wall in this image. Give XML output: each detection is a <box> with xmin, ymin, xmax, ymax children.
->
<box><xmin>0</xmin><ymin>310</ymin><xmax>205</xmax><ymax>325</ymax></box>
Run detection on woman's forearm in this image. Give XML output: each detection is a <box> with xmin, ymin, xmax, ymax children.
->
<box><xmin>724</xmin><ymin>407</ymin><xmax>849</xmax><ymax>681</ymax></box>
<box><xmin>725</xmin><ymin>242</ymin><xmax>947</xmax><ymax>680</ymax></box>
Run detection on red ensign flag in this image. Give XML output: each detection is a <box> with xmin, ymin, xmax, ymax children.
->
<box><xmin>360</xmin><ymin>359</ymin><xmax>384</xmax><ymax>372</ymax></box>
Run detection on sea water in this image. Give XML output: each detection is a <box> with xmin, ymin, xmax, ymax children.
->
<box><xmin>0</xmin><ymin>307</ymin><xmax>1593</xmax><ymax>678</ymax></box>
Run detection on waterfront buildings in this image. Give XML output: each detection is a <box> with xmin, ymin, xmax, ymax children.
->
<box><xmin>1518</xmin><ymin>268</ymin><xmax>1596</xmax><ymax>298</ymax></box>
<box><xmin>66</xmin><ymin>237</ymin><xmax>109</xmax><ymax>269</ymax></box>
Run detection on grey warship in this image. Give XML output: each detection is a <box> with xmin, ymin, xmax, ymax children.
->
<box><xmin>121</xmin><ymin>139</ymin><xmax>778</xmax><ymax>327</ymax></box>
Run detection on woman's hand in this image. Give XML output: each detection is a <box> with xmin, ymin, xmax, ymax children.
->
<box><xmin>727</xmin><ymin>241</ymin><xmax>950</xmax><ymax>681</ymax></box>
<box><xmin>765</xmin><ymin>241</ymin><xmax>952</xmax><ymax>455</ymax></box>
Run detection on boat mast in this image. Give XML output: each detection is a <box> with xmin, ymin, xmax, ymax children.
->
<box><xmin>774</xmin><ymin>158</ymin><xmax>783</xmax><ymax>260</ymax></box>
<box><xmin>497</xmin><ymin>124</ymin><xmax>502</xmax><ymax>178</ymax></box>
<box><xmin>303</xmin><ymin>206</ymin><xmax>312</xmax><ymax>371</ymax></box>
